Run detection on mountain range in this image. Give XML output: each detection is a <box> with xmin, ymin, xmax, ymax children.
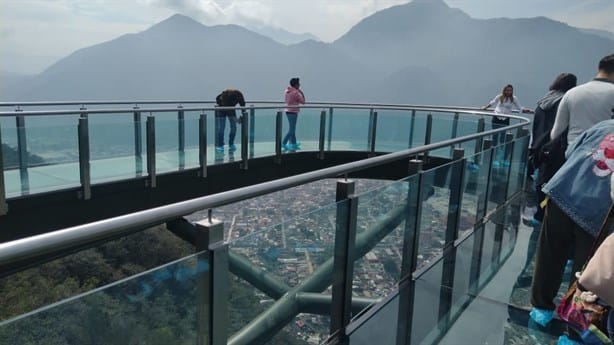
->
<box><xmin>2</xmin><ymin>0</ymin><xmax>613</xmax><ymax>107</ymax></box>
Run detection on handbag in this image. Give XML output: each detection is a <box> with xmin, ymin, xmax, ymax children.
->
<box><xmin>580</xmin><ymin>233</ymin><xmax>614</xmax><ymax>306</ymax></box>
<box><xmin>556</xmin><ymin>204</ymin><xmax>614</xmax><ymax>344</ymax></box>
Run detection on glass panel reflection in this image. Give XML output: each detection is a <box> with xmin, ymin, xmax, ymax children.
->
<box><xmin>352</xmin><ymin>178</ymin><xmax>408</xmax><ymax>315</ymax></box>
<box><xmin>0</xmin><ymin>252</ymin><xmax>208</xmax><ymax>345</ymax></box>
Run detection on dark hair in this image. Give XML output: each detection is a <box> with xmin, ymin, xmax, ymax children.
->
<box><xmin>290</xmin><ymin>77</ymin><xmax>300</xmax><ymax>87</ymax></box>
<box><xmin>549</xmin><ymin>73</ymin><xmax>577</xmax><ymax>92</ymax></box>
<box><xmin>598</xmin><ymin>54</ymin><xmax>614</xmax><ymax>74</ymax></box>
<box><xmin>499</xmin><ymin>84</ymin><xmax>514</xmax><ymax>102</ymax></box>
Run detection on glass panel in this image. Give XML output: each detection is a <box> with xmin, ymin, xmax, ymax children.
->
<box><xmin>2</xmin><ymin>116</ymin><xmax>21</xmax><ymax>197</ymax></box>
<box><xmin>373</xmin><ymin>109</ymin><xmax>413</xmax><ymax>152</ymax></box>
<box><xmin>410</xmin><ymin>112</ymin><xmax>427</xmax><ymax>149</ymax></box>
<box><xmin>328</xmin><ymin>108</ymin><xmax>370</xmax><ymax>151</ymax></box>
<box><xmin>352</xmin><ymin>179</ymin><xmax>409</xmax><ymax>315</ymax></box>
<box><xmin>487</xmin><ymin>144</ymin><xmax>508</xmax><ymax>214</ymax></box>
<box><xmin>228</xmin><ymin>200</ymin><xmax>339</xmax><ymax>287</ymax></box>
<box><xmin>507</xmin><ymin>136</ymin><xmax>530</xmax><ymax>198</ymax></box>
<box><xmin>1</xmin><ymin>116</ymin><xmax>18</xmax><ymax>169</ymax></box>
<box><xmin>456</xmin><ymin>115</ymin><xmax>481</xmax><ymax>154</ymax></box>
<box><xmin>347</xmin><ymin>291</ymin><xmax>400</xmax><ymax>345</ymax></box>
<box><xmin>25</xmin><ymin>115</ymin><xmax>78</xmax><ymax>166</ymax></box>
<box><xmin>429</xmin><ymin>113</ymin><xmax>456</xmax><ymax>159</ymax></box>
<box><xmin>89</xmin><ymin>112</ymin><xmax>142</xmax><ymax>184</ymax></box>
<box><xmin>411</xmin><ymin>258</ymin><xmax>443</xmax><ymax>344</ymax></box>
<box><xmin>182</xmin><ymin>110</ymin><xmax>202</xmax><ymax>169</ymax></box>
<box><xmin>269</xmin><ymin>314</ymin><xmax>331</xmax><ymax>344</ymax></box>
<box><xmin>0</xmin><ymin>251</ymin><xmax>208</xmax><ymax>344</ymax></box>
<box><xmin>11</xmin><ymin>114</ymin><xmax>81</xmax><ymax>195</ymax></box>
<box><xmin>416</xmin><ymin>162</ymin><xmax>453</xmax><ymax>271</ymax></box>
<box><xmin>477</xmin><ymin>205</ymin><xmax>513</xmax><ymax>292</ymax></box>
<box><xmin>226</xmin><ymin>200</ymin><xmax>341</xmax><ymax>339</ymax></box>
<box><xmin>283</xmin><ymin>108</ymin><xmax>322</xmax><ymax>152</ymax></box>
<box><xmin>154</xmin><ymin>111</ymin><xmax>181</xmax><ymax>174</ymax></box>
<box><xmin>460</xmin><ymin>151</ymin><xmax>484</xmax><ymax>236</ymax></box>
<box><xmin>450</xmin><ymin>231</ymin><xmax>474</xmax><ymax>318</ymax></box>
<box><xmin>250</xmin><ymin>108</ymin><xmax>278</xmax><ymax>159</ymax></box>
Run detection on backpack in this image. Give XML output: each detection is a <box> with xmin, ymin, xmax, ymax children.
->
<box><xmin>529</xmin><ymin>129</ymin><xmax>568</xmax><ymax>186</ymax></box>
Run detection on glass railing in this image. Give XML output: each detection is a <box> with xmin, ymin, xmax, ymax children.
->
<box><xmin>345</xmin><ymin>137</ymin><xmax>537</xmax><ymax>345</ymax></box>
<box><xmin>0</xmin><ymin>251</ymin><xmax>208</xmax><ymax>344</ymax></box>
<box><xmin>1</xmin><ymin>102</ymin><xmax>513</xmax><ymax>200</ymax></box>
<box><xmin>0</xmin><ymin>101</ymin><xmax>531</xmax><ymax>344</ymax></box>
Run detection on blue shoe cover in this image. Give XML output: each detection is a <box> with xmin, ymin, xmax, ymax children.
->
<box><xmin>557</xmin><ymin>335</ymin><xmax>582</xmax><ymax>345</ymax></box>
<box><xmin>529</xmin><ymin>308</ymin><xmax>553</xmax><ymax>327</ymax></box>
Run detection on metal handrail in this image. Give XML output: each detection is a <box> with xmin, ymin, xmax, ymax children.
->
<box><xmin>0</xmin><ymin>102</ymin><xmax>518</xmax><ymax>119</ymax></box>
<box><xmin>0</xmin><ymin>110</ymin><xmax>529</xmax><ymax>274</ymax></box>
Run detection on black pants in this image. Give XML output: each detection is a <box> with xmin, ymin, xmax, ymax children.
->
<box><xmin>530</xmin><ymin>201</ymin><xmax>594</xmax><ymax>310</ymax></box>
<box><xmin>492</xmin><ymin>117</ymin><xmax>509</xmax><ymax>146</ymax></box>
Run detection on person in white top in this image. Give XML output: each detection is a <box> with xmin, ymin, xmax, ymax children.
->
<box><xmin>482</xmin><ymin>84</ymin><xmax>533</xmax><ymax>145</ymax></box>
<box><xmin>550</xmin><ymin>54</ymin><xmax>614</xmax><ymax>146</ymax></box>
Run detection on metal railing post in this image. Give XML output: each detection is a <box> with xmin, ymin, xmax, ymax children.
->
<box><xmin>240</xmin><ymin>108</ymin><xmax>248</xmax><ymax>170</ymax></box>
<box><xmin>423</xmin><ymin>113</ymin><xmax>433</xmax><ymax>163</ymax></box>
<box><xmin>469</xmin><ymin>139</ymin><xmax>493</xmax><ymax>294</ymax></box>
<box><xmin>330</xmin><ymin>180</ymin><xmax>357</xmax><ymax>343</ymax></box>
<box><xmin>318</xmin><ymin>109</ymin><xmax>326</xmax><ymax>160</ymax></box>
<box><xmin>397</xmin><ymin>159</ymin><xmax>424</xmax><ymax>345</ymax></box>
<box><xmin>198</xmin><ymin>112</ymin><xmax>207</xmax><ymax>178</ymax></box>
<box><xmin>249</xmin><ymin>105</ymin><xmax>255</xmax><ymax>159</ymax></box>
<box><xmin>476</xmin><ymin>139</ymin><xmax>494</xmax><ymax>222</ymax></box>
<box><xmin>178</xmin><ymin>106</ymin><xmax>185</xmax><ymax>170</ymax></box>
<box><xmin>503</xmin><ymin>132</ymin><xmax>515</xmax><ymax>200</ymax></box>
<box><xmin>367</xmin><ymin>108</ymin><xmax>374</xmax><ymax>152</ymax></box>
<box><xmin>16</xmin><ymin>114</ymin><xmax>29</xmax><ymax>194</ymax></box>
<box><xmin>450</xmin><ymin>112</ymin><xmax>459</xmax><ymax>156</ymax></box>
<box><xmin>475</xmin><ymin>118</ymin><xmax>485</xmax><ymax>156</ymax></box>
<box><xmin>515</xmin><ymin>128</ymin><xmax>530</xmax><ymax>195</ymax></box>
<box><xmin>408</xmin><ymin>110</ymin><xmax>416</xmax><ymax>149</ymax></box>
<box><xmin>275</xmin><ymin>110</ymin><xmax>282</xmax><ymax>164</ymax></box>
<box><xmin>133</xmin><ymin>107</ymin><xmax>143</xmax><ymax>176</ymax></box>
<box><xmin>146</xmin><ymin>114</ymin><xmax>156</xmax><ymax>188</ymax></box>
<box><xmin>369</xmin><ymin>110</ymin><xmax>378</xmax><ymax>156</ymax></box>
<box><xmin>77</xmin><ymin>116</ymin><xmax>91</xmax><ymax>200</ymax></box>
<box><xmin>438</xmin><ymin>148</ymin><xmax>465</xmax><ymax>329</ymax></box>
<box><xmin>195</xmin><ymin>218</ymin><xmax>229</xmax><ymax>345</ymax></box>
<box><xmin>0</xmin><ymin>122</ymin><xmax>7</xmax><ymax>215</ymax></box>
<box><xmin>214</xmin><ymin>106</ymin><xmax>220</xmax><ymax>148</ymax></box>
<box><xmin>327</xmin><ymin>107</ymin><xmax>334</xmax><ymax>151</ymax></box>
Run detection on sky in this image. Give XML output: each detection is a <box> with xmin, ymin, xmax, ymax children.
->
<box><xmin>1</xmin><ymin>0</ymin><xmax>613</xmax><ymax>75</ymax></box>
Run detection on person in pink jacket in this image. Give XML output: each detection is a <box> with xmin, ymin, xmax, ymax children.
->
<box><xmin>283</xmin><ymin>77</ymin><xmax>306</xmax><ymax>151</ymax></box>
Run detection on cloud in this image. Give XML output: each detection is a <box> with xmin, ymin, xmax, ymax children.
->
<box><xmin>553</xmin><ymin>1</ymin><xmax>614</xmax><ymax>32</ymax></box>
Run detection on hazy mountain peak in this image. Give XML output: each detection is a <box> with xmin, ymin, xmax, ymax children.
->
<box><xmin>412</xmin><ymin>0</ymin><xmax>448</xmax><ymax>6</ymax></box>
<box><xmin>146</xmin><ymin>13</ymin><xmax>207</xmax><ymax>33</ymax></box>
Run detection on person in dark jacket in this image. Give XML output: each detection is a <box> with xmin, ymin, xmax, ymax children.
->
<box><xmin>215</xmin><ymin>88</ymin><xmax>247</xmax><ymax>153</ymax></box>
<box><xmin>528</xmin><ymin>73</ymin><xmax>577</xmax><ymax>223</ymax></box>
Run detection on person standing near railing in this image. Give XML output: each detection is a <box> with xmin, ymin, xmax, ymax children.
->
<box><xmin>215</xmin><ymin>88</ymin><xmax>247</xmax><ymax>153</ymax></box>
<box><xmin>527</xmin><ymin>73</ymin><xmax>577</xmax><ymax>226</ymax></box>
<box><xmin>283</xmin><ymin>77</ymin><xmax>305</xmax><ymax>151</ymax></box>
<box><xmin>482</xmin><ymin>84</ymin><xmax>534</xmax><ymax>147</ymax></box>
<box><xmin>529</xmin><ymin>120</ymin><xmax>614</xmax><ymax>332</ymax></box>
<box><xmin>550</xmin><ymin>54</ymin><xmax>614</xmax><ymax>147</ymax></box>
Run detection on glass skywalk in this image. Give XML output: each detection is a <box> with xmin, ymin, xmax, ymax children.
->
<box><xmin>0</xmin><ymin>101</ymin><xmax>536</xmax><ymax>344</ymax></box>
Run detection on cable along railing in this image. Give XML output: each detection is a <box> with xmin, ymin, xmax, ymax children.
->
<box><xmin>0</xmin><ymin>102</ymin><xmax>530</xmax><ymax>344</ymax></box>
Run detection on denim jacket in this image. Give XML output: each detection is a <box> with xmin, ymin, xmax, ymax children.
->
<box><xmin>542</xmin><ymin>119</ymin><xmax>614</xmax><ymax>237</ymax></box>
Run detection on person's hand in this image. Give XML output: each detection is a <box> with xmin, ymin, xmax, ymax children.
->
<box><xmin>481</xmin><ymin>106</ymin><xmax>488</xmax><ymax>110</ymax></box>
<box><xmin>522</xmin><ymin>108</ymin><xmax>534</xmax><ymax>114</ymax></box>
